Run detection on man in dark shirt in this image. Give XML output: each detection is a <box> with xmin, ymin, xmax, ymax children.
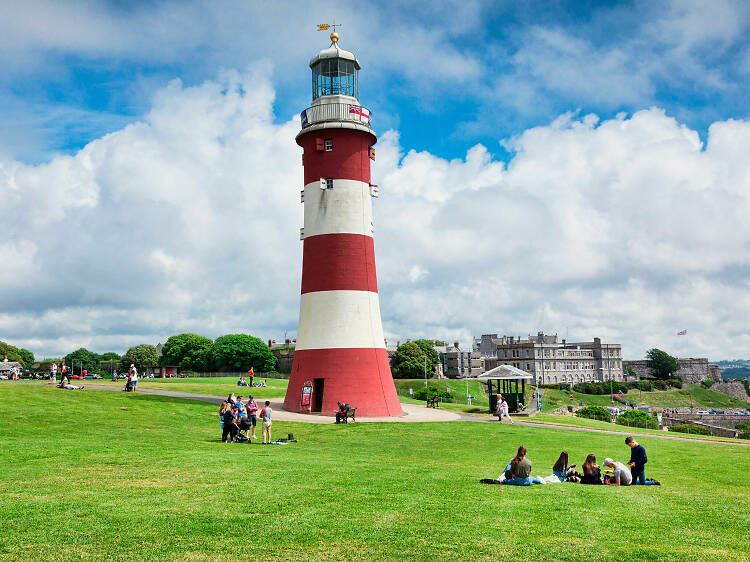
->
<box><xmin>625</xmin><ymin>436</ymin><xmax>659</xmax><ymax>485</ymax></box>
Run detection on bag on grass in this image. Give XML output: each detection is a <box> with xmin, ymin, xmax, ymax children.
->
<box><xmin>480</xmin><ymin>478</ymin><xmax>502</xmax><ymax>485</ymax></box>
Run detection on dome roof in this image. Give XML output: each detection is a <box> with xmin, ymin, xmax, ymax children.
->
<box><xmin>309</xmin><ymin>35</ymin><xmax>361</xmax><ymax>70</ymax></box>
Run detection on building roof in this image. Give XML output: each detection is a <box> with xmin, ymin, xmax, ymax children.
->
<box><xmin>471</xmin><ymin>364</ymin><xmax>534</xmax><ymax>380</ymax></box>
<box><xmin>309</xmin><ymin>35</ymin><xmax>361</xmax><ymax>69</ymax></box>
<box><xmin>0</xmin><ymin>360</ymin><xmax>23</xmax><ymax>371</ymax></box>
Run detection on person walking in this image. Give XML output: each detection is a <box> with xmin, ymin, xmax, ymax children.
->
<box><xmin>129</xmin><ymin>364</ymin><xmax>138</xmax><ymax>393</ymax></box>
<box><xmin>625</xmin><ymin>436</ymin><xmax>660</xmax><ymax>485</ymax></box>
<box><xmin>259</xmin><ymin>400</ymin><xmax>272</xmax><ymax>444</ymax></box>
<box><xmin>501</xmin><ymin>396</ymin><xmax>513</xmax><ymax>424</ymax></box>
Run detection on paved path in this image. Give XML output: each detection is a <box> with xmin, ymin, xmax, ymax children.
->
<box><xmin>5</xmin><ymin>381</ymin><xmax>748</xmax><ymax>444</ymax></box>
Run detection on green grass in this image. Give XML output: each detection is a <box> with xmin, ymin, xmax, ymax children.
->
<box><xmin>539</xmin><ymin>384</ymin><xmax>750</xmax><ymax>410</ymax></box>
<box><xmin>48</xmin><ymin>376</ymin><xmax>289</xmax><ymax>399</ymax></box>
<box><xmin>1</xmin><ymin>385</ymin><xmax>749</xmax><ymax>560</ymax></box>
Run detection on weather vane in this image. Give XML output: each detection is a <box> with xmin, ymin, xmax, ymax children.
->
<box><xmin>317</xmin><ymin>20</ymin><xmax>342</xmax><ymax>33</ymax></box>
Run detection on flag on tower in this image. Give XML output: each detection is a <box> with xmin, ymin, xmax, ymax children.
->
<box><xmin>348</xmin><ymin>105</ymin><xmax>371</xmax><ymax>124</ymax></box>
<box><xmin>677</xmin><ymin>329</ymin><xmax>687</xmax><ymax>335</ymax></box>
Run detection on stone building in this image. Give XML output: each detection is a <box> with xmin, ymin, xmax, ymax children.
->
<box><xmin>476</xmin><ymin>332</ymin><xmax>623</xmax><ymax>384</ymax></box>
<box><xmin>435</xmin><ymin>342</ymin><xmax>482</xmax><ymax>378</ymax></box>
<box><xmin>622</xmin><ymin>358</ymin><xmax>722</xmax><ymax>383</ymax></box>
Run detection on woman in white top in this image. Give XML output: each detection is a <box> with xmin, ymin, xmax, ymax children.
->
<box><xmin>129</xmin><ymin>364</ymin><xmax>138</xmax><ymax>393</ymax></box>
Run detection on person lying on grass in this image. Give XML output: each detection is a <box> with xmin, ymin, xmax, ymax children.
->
<box><xmin>57</xmin><ymin>375</ymin><xmax>83</xmax><ymax>390</ymax></box>
<box><xmin>501</xmin><ymin>446</ymin><xmax>546</xmax><ymax>486</ymax></box>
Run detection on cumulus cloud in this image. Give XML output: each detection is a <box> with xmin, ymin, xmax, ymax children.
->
<box><xmin>2</xmin><ymin>66</ymin><xmax>749</xmax><ymax>360</ymax></box>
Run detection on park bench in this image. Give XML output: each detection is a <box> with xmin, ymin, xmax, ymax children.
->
<box><xmin>426</xmin><ymin>396</ymin><xmax>441</xmax><ymax>408</ymax></box>
<box><xmin>337</xmin><ymin>402</ymin><xmax>357</xmax><ymax>423</ymax></box>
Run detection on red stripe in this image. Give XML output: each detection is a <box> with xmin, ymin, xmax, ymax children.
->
<box><xmin>298</xmin><ymin>128</ymin><xmax>375</xmax><ymax>185</ymax></box>
<box><xmin>283</xmin><ymin>348</ymin><xmax>403</xmax><ymax>417</ymax></box>
<box><xmin>301</xmin><ymin>233</ymin><xmax>378</xmax><ymax>294</ymax></box>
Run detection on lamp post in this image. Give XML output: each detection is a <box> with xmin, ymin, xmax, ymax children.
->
<box><xmin>423</xmin><ymin>355</ymin><xmax>427</xmax><ymax>387</ymax></box>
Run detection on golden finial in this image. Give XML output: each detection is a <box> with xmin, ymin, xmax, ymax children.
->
<box><xmin>330</xmin><ymin>31</ymin><xmax>339</xmax><ymax>43</ymax></box>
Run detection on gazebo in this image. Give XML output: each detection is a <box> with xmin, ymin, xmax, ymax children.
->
<box><xmin>473</xmin><ymin>365</ymin><xmax>534</xmax><ymax>413</ymax></box>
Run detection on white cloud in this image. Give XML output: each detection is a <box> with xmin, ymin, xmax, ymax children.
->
<box><xmin>1</xmin><ymin>65</ymin><xmax>749</xmax><ymax>361</ymax></box>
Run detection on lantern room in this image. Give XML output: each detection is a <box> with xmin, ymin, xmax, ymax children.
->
<box><xmin>309</xmin><ymin>32</ymin><xmax>361</xmax><ymax>101</ymax></box>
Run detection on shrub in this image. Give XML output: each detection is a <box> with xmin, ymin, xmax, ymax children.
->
<box><xmin>576</xmin><ymin>406</ymin><xmax>611</xmax><ymax>422</ymax></box>
<box><xmin>669</xmin><ymin>424</ymin><xmax>712</xmax><ymax>436</ymax></box>
<box><xmin>616</xmin><ymin>409</ymin><xmax>658</xmax><ymax>429</ymax></box>
<box><xmin>668</xmin><ymin>378</ymin><xmax>683</xmax><ymax>389</ymax></box>
<box><xmin>654</xmin><ymin>380</ymin><xmax>669</xmax><ymax>391</ymax></box>
<box><xmin>612</xmin><ymin>393</ymin><xmax>626</xmax><ymax>404</ymax></box>
<box><xmin>538</xmin><ymin>383</ymin><xmax>570</xmax><ymax>391</ymax></box>
<box><xmin>701</xmin><ymin>379</ymin><xmax>715</xmax><ymax>388</ymax></box>
<box><xmin>735</xmin><ymin>423</ymin><xmax>750</xmax><ymax>432</ymax></box>
<box><xmin>413</xmin><ymin>385</ymin><xmax>454</xmax><ymax>402</ymax></box>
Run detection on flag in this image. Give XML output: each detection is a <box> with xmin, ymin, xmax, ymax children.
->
<box><xmin>677</xmin><ymin>330</ymin><xmax>687</xmax><ymax>335</ymax></box>
<box><xmin>348</xmin><ymin>105</ymin><xmax>371</xmax><ymax>124</ymax></box>
<box><xmin>317</xmin><ymin>24</ymin><xmax>330</xmax><ymax>30</ymax></box>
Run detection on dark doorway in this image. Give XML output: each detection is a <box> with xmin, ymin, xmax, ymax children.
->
<box><xmin>313</xmin><ymin>378</ymin><xmax>324</xmax><ymax>412</ymax></box>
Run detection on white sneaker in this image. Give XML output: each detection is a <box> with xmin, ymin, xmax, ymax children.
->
<box><xmin>252</xmin><ymin>435</ymin><xmax>258</xmax><ymax>439</ymax></box>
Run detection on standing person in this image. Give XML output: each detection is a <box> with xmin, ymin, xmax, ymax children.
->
<box><xmin>501</xmin><ymin>396</ymin><xmax>513</xmax><ymax>424</ymax></box>
<box><xmin>259</xmin><ymin>400</ymin><xmax>272</xmax><ymax>444</ymax></box>
<box><xmin>580</xmin><ymin>454</ymin><xmax>603</xmax><ymax>484</ymax></box>
<box><xmin>244</xmin><ymin>395</ymin><xmax>259</xmax><ymax>439</ymax></box>
<box><xmin>226</xmin><ymin>393</ymin><xmax>237</xmax><ymax>405</ymax></box>
<box><xmin>220</xmin><ymin>402</ymin><xmax>238</xmax><ymax>443</ymax></box>
<box><xmin>51</xmin><ymin>362</ymin><xmax>57</xmax><ymax>383</ymax></box>
<box><xmin>602</xmin><ymin>458</ymin><xmax>633</xmax><ymax>486</ymax></box>
<box><xmin>247</xmin><ymin>367</ymin><xmax>255</xmax><ymax>387</ymax></box>
<box><xmin>129</xmin><ymin>364</ymin><xmax>138</xmax><ymax>393</ymax></box>
<box><xmin>625</xmin><ymin>436</ymin><xmax>659</xmax><ymax>485</ymax></box>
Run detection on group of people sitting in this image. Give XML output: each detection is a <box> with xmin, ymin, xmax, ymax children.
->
<box><xmin>218</xmin><ymin>392</ymin><xmax>273</xmax><ymax>444</ymax></box>
<box><xmin>236</xmin><ymin>376</ymin><xmax>266</xmax><ymax>388</ymax></box>
<box><xmin>491</xmin><ymin>436</ymin><xmax>660</xmax><ymax>486</ymax></box>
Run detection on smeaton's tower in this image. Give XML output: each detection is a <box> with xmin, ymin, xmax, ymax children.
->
<box><xmin>283</xmin><ymin>32</ymin><xmax>403</xmax><ymax>417</ymax></box>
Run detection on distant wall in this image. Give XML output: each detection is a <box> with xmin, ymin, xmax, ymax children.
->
<box><xmin>623</xmin><ymin>358</ymin><xmax>722</xmax><ymax>383</ymax></box>
<box><xmin>712</xmin><ymin>381</ymin><xmax>750</xmax><ymax>403</ymax></box>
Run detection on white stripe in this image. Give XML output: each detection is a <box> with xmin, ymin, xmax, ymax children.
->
<box><xmin>303</xmin><ymin>179</ymin><xmax>373</xmax><ymax>238</ymax></box>
<box><xmin>296</xmin><ymin>290</ymin><xmax>385</xmax><ymax>350</ymax></box>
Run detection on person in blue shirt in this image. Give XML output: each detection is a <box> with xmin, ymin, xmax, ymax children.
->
<box><xmin>625</xmin><ymin>436</ymin><xmax>660</xmax><ymax>485</ymax></box>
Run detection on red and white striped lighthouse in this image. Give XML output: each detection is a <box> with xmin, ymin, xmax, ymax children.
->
<box><xmin>283</xmin><ymin>32</ymin><xmax>403</xmax><ymax>417</ymax></box>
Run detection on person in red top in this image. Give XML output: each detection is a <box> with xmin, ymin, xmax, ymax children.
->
<box><xmin>247</xmin><ymin>367</ymin><xmax>255</xmax><ymax>386</ymax></box>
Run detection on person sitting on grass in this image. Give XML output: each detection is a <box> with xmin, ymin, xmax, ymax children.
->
<box><xmin>580</xmin><ymin>454</ymin><xmax>603</xmax><ymax>484</ymax></box>
<box><xmin>544</xmin><ymin>451</ymin><xmax>577</xmax><ymax>483</ymax></box>
<box><xmin>501</xmin><ymin>446</ymin><xmax>546</xmax><ymax>486</ymax></box>
<box><xmin>602</xmin><ymin>458</ymin><xmax>633</xmax><ymax>486</ymax></box>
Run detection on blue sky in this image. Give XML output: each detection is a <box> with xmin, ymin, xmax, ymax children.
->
<box><xmin>2</xmin><ymin>0</ymin><xmax>750</xmax><ymax>361</ymax></box>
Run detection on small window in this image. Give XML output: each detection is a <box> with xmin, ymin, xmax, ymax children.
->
<box><xmin>326</xmin><ymin>178</ymin><xmax>333</xmax><ymax>189</ymax></box>
<box><xmin>325</xmin><ymin>139</ymin><xmax>333</xmax><ymax>151</ymax></box>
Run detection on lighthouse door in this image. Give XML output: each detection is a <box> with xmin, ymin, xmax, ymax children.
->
<box><xmin>312</xmin><ymin>378</ymin><xmax>325</xmax><ymax>412</ymax></box>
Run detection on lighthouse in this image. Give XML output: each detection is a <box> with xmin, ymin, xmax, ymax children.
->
<box><xmin>283</xmin><ymin>32</ymin><xmax>403</xmax><ymax>417</ymax></box>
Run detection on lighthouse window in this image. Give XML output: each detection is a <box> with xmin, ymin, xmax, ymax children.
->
<box><xmin>312</xmin><ymin>58</ymin><xmax>359</xmax><ymax>100</ymax></box>
<box><xmin>324</xmin><ymin>139</ymin><xmax>333</xmax><ymax>151</ymax></box>
<box><xmin>325</xmin><ymin>178</ymin><xmax>334</xmax><ymax>189</ymax></box>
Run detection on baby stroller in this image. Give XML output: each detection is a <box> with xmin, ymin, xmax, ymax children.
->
<box><xmin>123</xmin><ymin>378</ymin><xmax>133</xmax><ymax>392</ymax></box>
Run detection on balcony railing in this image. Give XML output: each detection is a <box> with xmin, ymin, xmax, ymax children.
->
<box><xmin>300</xmin><ymin>102</ymin><xmax>372</xmax><ymax>129</ymax></box>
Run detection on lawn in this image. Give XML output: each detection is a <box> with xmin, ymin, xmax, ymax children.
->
<box><xmin>1</xmin><ymin>385</ymin><xmax>749</xmax><ymax>560</ymax></box>
<box><xmin>538</xmin><ymin>384</ymin><xmax>750</xmax><ymax>410</ymax></box>
<box><xmin>54</xmin><ymin>375</ymin><xmax>289</xmax><ymax>399</ymax></box>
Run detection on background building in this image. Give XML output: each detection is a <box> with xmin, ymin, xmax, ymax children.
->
<box><xmin>435</xmin><ymin>341</ymin><xmax>482</xmax><ymax>378</ymax></box>
<box><xmin>476</xmin><ymin>332</ymin><xmax>622</xmax><ymax>384</ymax></box>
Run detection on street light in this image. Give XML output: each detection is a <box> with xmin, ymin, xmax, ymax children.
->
<box><xmin>423</xmin><ymin>355</ymin><xmax>427</xmax><ymax>387</ymax></box>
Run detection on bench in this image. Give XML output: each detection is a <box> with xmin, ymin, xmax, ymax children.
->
<box><xmin>426</xmin><ymin>396</ymin><xmax>441</xmax><ymax>408</ymax></box>
<box><xmin>337</xmin><ymin>402</ymin><xmax>357</xmax><ymax>423</ymax></box>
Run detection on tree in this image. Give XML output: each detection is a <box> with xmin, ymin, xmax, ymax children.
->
<box><xmin>160</xmin><ymin>333</ymin><xmax>213</xmax><ymax>371</ymax></box>
<box><xmin>65</xmin><ymin>348</ymin><xmax>100</xmax><ymax>374</ymax></box>
<box><xmin>208</xmin><ymin>334</ymin><xmax>276</xmax><ymax>372</ymax></box>
<box><xmin>98</xmin><ymin>352</ymin><xmax>121</xmax><ymax>362</ymax></box>
<box><xmin>0</xmin><ymin>341</ymin><xmax>24</xmax><ymax>365</ymax></box>
<box><xmin>391</xmin><ymin>340</ymin><xmax>439</xmax><ymax>379</ymax></box>
<box><xmin>645</xmin><ymin>348</ymin><xmax>680</xmax><ymax>380</ymax></box>
<box><xmin>121</xmin><ymin>344</ymin><xmax>159</xmax><ymax>373</ymax></box>
<box><xmin>17</xmin><ymin>348</ymin><xmax>34</xmax><ymax>368</ymax></box>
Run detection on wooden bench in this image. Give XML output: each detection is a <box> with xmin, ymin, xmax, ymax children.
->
<box><xmin>426</xmin><ymin>396</ymin><xmax>441</xmax><ymax>408</ymax></box>
<box><xmin>337</xmin><ymin>402</ymin><xmax>357</xmax><ymax>423</ymax></box>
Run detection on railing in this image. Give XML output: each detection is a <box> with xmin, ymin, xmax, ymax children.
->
<box><xmin>300</xmin><ymin>102</ymin><xmax>372</xmax><ymax>129</ymax></box>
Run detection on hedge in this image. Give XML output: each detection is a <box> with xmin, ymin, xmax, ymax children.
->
<box><xmin>616</xmin><ymin>409</ymin><xmax>658</xmax><ymax>429</ymax></box>
<box><xmin>669</xmin><ymin>424</ymin><xmax>712</xmax><ymax>436</ymax></box>
<box><xmin>413</xmin><ymin>385</ymin><xmax>454</xmax><ymax>402</ymax></box>
<box><xmin>576</xmin><ymin>405</ymin><xmax>611</xmax><ymax>422</ymax></box>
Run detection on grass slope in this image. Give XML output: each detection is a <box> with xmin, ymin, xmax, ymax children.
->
<box><xmin>68</xmin><ymin>376</ymin><xmax>288</xmax><ymax>399</ymax></box>
<box><xmin>1</xmin><ymin>385</ymin><xmax>749</xmax><ymax>561</ymax></box>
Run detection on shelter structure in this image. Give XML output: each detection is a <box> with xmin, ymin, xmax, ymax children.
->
<box><xmin>474</xmin><ymin>365</ymin><xmax>533</xmax><ymax>413</ymax></box>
